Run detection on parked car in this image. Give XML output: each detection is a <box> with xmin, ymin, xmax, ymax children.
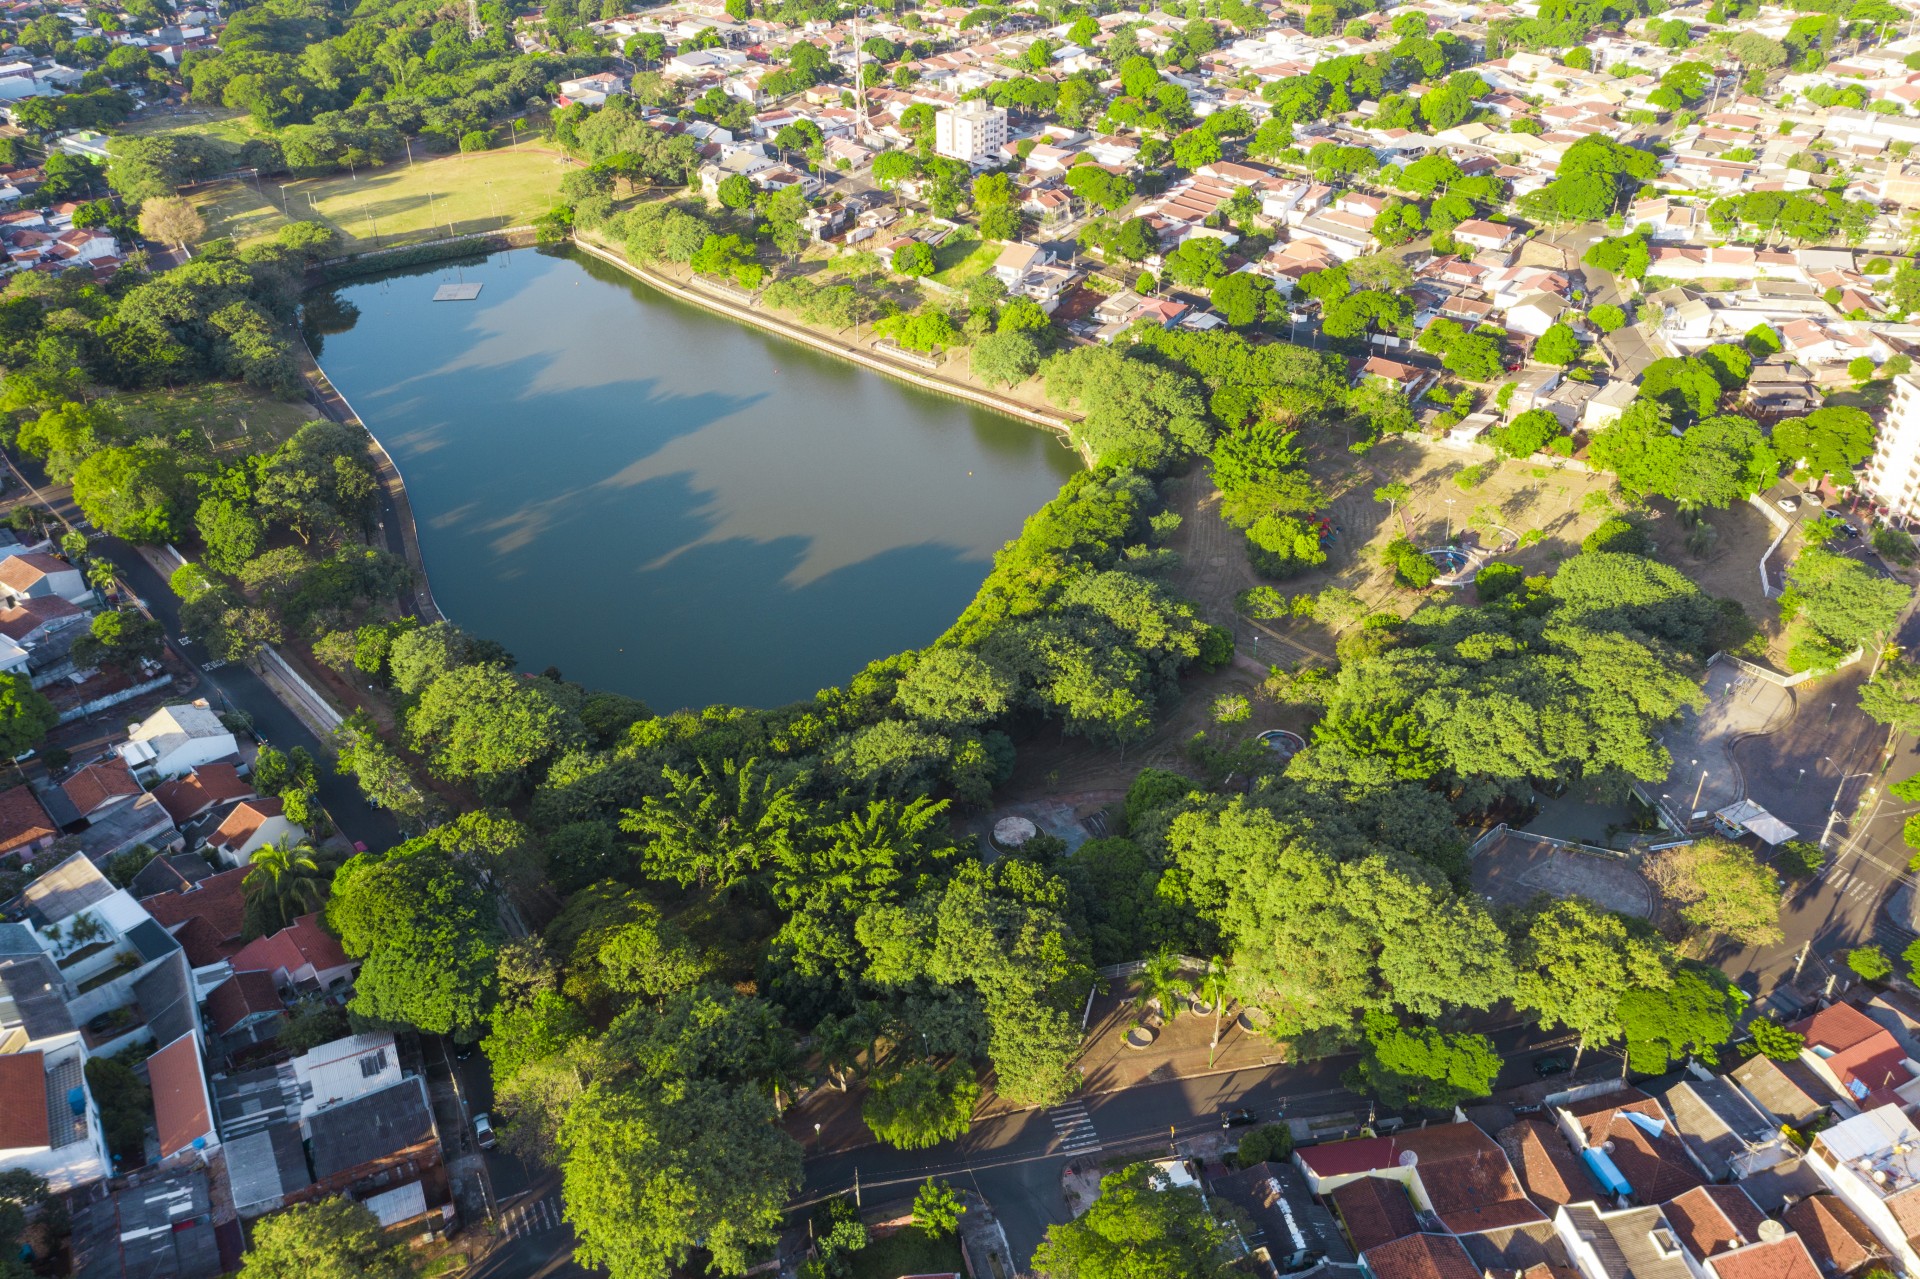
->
<box><xmin>1778</xmin><ymin>497</ymin><xmax>1798</xmax><ymax>512</ymax></box>
<box><xmin>473</xmin><ymin>1113</ymin><xmax>496</xmax><ymax>1150</ymax></box>
<box><xmin>1532</xmin><ymin>1055</ymin><xmax>1571</xmax><ymax>1078</ymax></box>
<box><xmin>1221</xmin><ymin>1108</ymin><xmax>1260</xmax><ymax>1129</ymax></box>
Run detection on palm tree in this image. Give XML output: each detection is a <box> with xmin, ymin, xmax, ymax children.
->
<box><xmin>1198</xmin><ymin>956</ymin><xmax>1233</xmax><ymax>1068</ymax></box>
<box><xmin>1136</xmin><ymin>947</ymin><xmax>1193</xmax><ymax>1023</ymax></box>
<box><xmin>242</xmin><ymin>839</ymin><xmax>328</xmax><ymax>939</ymax></box>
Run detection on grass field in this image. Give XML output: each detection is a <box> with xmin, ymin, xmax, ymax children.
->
<box><xmin>189</xmin><ymin>141</ymin><xmax>570</xmax><ymax>250</ymax></box>
<box><xmin>846</xmin><ymin>1227</ymin><xmax>966</xmax><ymax>1279</ymax></box>
<box><xmin>929</xmin><ymin>235</ymin><xmax>1001</xmax><ymax>287</ymax></box>
<box><xmin>120</xmin><ymin>103</ymin><xmax>265</xmax><ymax>146</ymax></box>
<box><xmin>110</xmin><ymin>383</ymin><xmax>318</xmax><ymax>454</ymax></box>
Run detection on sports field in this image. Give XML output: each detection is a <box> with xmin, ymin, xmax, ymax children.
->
<box><xmin>189</xmin><ymin>141</ymin><xmax>571</xmax><ymax>249</ymax></box>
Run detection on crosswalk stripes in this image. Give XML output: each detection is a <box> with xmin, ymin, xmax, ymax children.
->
<box><xmin>1048</xmin><ymin>1102</ymin><xmax>1102</xmax><ymax>1153</ymax></box>
<box><xmin>501</xmin><ymin>1191</ymin><xmax>562</xmax><ymax>1239</ymax></box>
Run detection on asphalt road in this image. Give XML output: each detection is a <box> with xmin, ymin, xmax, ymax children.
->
<box><xmin>798</xmin><ymin>1021</ymin><xmax>1579</xmax><ymax>1266</ymax></box>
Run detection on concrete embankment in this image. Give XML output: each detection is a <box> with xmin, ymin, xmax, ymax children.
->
<box><xmin>568</xmin><ymin>235</ymin><xmax>1092</xmax><ymax>463</ymax></box>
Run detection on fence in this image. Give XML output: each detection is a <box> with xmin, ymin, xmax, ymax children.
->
<box><xmin>55</xmin><ymin>673</ymin><xmax>171</xmax><ymax>725</ymax></box>
<box><xmin>1468</xmin><ymin>822</ymin><xmax>1631</xmax><ymax>861</ymax></box>
<box><xmin>1706</xmin><ymin>648</ymin><xmax>1862</xmax><ymax>690</ymax></box>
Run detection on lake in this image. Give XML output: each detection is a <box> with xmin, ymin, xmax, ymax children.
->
<box><xmin>306</xmin><ymin>246</ymin><xmax>1080</xmax><ymax>712</ymax></box>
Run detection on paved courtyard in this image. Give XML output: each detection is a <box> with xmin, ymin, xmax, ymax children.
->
<box><xmin>1471</xmin><ymin>831</ymin><xmax>1654</xmax><ymax>918</ymax></box>
<box><xmin>1653</xmin><ymin>660</ymin><xmax>1794</xmax><ymax>824</ymax></box>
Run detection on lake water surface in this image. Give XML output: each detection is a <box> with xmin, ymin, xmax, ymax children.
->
<box><xmin>308</xmin><ymin>247</ymin><xmax>1079</xmax><ymax>711</ymax></box>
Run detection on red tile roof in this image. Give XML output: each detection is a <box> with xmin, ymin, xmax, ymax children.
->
<box><xmin>140</xmin><ymin>867</ymin><xmax>249</xmax><ymax>959</ymax></box>
<box><xmin>1299</xmin><ymin>1135</ymin><xmax>1398</xmax><ymax>1179</ymax></box>
<box><xmin>1363</xmin><ymin>1233</ymin><xmax>1485</xmax><ymax>1279</ymax></box>
<box><xmin>0</xmin><ymin>553</ymin><xmax>71</xmax><ymax>591</ymax></box>
<box><xmin>1785</xmin><ymin>1195</ymin><xmax>1887</xmax><ymax>1277</ymax></box>
<box><xmin>147</xmin><ymin>1033</ymin><xmax>212</xmax><ymax>1159</ymax></box>
<box><xmin>229</xmin><ymin>913</ymin><xmax>350</xmax><ymax>983</ymax></box>
<box><xmin>152</xmin><ymin>764</ymin><xmax>254</xmax><ymax>826</ymax></box>
<box><xmin>60</xmin><ymin>758</ymin><xmax>140</xmax><ymax>819</ymax></box>
<box><xmin>1334</xmin><ymin>1176</ymin><xmax>1422</xmax><ymax>1252</ymax></box>
<box><xmin>1563</xmin><ymin>1088</ymin><xmax>1705</xmax><ymax>1205</ymax></box>
<box><xmin>1663</xmin><ymin>1186</ymin><xmax>1767</xmax><ymax>1260</ymax></box>
<box><xmin>1791</xmin><ymin>1004</ymin><xmax>1887</xmax><ymax>1056</ymax></box>
<box><xmin>1499</xmin><ymin>1120</ymin><xmax>1598</xmax><ymax>1210</ymax></box>
<box><xmin>204</xmin><ymin>971</ymin><xmax>283</xmax><ymax>1037</ymax></box>
<box><xmin>1396</xmin><ymin>1122</ymin><xmax>1547</xmax><ymax>1236</ymax></box>
<box><xmin>208</xmin><ymin>797</ymin><xmax>283</xmax><ymax>855</ymax></box>
<box><xmin>0</xmin><ymin>595</ymin><xmax>80</xmax><ymax>641</ymax></box>
<box><xmin>1707</xmin><ymin>1236</ymin><xmax>1824</xmax><ymax>1279</ymax></box>
<box><xmin>0</xmin><ymin>1051</ymin><xmax>48</xmax><ymax>1151</ymax></box>
<box><xmin>0</xmin><ymin>786</ymin><xmax>56</xmax><ymax>856</ymax></box>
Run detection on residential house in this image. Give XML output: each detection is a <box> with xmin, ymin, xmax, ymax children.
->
<box><xmin>1498</xmin><ymin>1119</ymin><xmax>1602</xmax><ymax>1210</ymax></box>
<box><xmin>210</xmin><ymin>1065</ymin><xmax>312</xmax><ymax>1219</ymax></box>
<box><xmin>1556</xmin><ymin>1087</ymin><xmax>1707</xmax><ymax>1206</ymax></box>
<box><xmin>147</xmin><ymin>1031</ymin><xmax>216</xmax><ymax>1164</ymax></box>
<box><xmin>152</xmin><ymin>765</ymin><xmax>255</xmax><ymax>829</ymax></box>
<box><xmin>117</xmin><ymin>703</ymin><xmax>238</xmax><ymax>783</ymax></box>
<box><xmin>1731</xmin><ymin>1053</ymin><xmax>1832</xmax><ymax>1130</ymax></box>
<box><xmin>1357</xmin><ymin>355</ymin><xmax>1439</xmax><ymax>402</ymax></box>
<box><xmin>1454</xmin><ymin>218</ymin><xmax>1520</xmax><ymax>254</ymax></box>
<box><xmin>1360</xmin><ymin>1232</ymin><xmax>1486</xmax><ymax>1279</ymax></box>
<box><xmin>1661</xmin><ymin>1077</ymin><xmax>1796</xmax><ymax>1181</ymax></box>
<box><xmin>1788</xmin><ymin>1003</ymin><xmax>1920</xmax><ymax>1114</ymax></box>
<box><xmin>202</xmin><ymin>970</ymin><xmax>284</xmax><ymax>1040</ymax></box>
<box><xmin>1659</xmin><ymin>1184</ymin><xmax>1768</xmax><ymax>1263</ymax></box>
<box><xmin>67</xmin><ymin>1165</ymin><xmax>220</xmax><ymax>1279</ymax></box>
<box><xmin>225</xmin><ymin>914</ymin><xmax>353</xmax><ymax>994</ymax></box>
<box><xmin>1208</xmin><ymin>1161</ymin><xmax>1356</xmax><ymax>1277</ymax></box>
<box><xmin>1784</xmin><ymin>1194</ymin><xmax>1890</xmax><ymax>1278</ymax></box>
<box><xmin>1803</xmin><ymin>1104</ymin><xmax>1920</xmax><ymax>1274</ymax></box>
<box><xmin>555</xmin><ymin>71</ymin><xmax>627</xmax><ymax>108</ymax></box>
<box><xmin>1554</xmin><ymin>1203</ymin><xmax>1694</xmax><ymax>1279</ymax></box>
<box><xmin>0</xmin><ymin>554</ymin><xmax>88</xmax><ymax>608</ymax></box>
<box><xmin>0</xmin><ymin>596</ymin><xmax>82</xmax><ymax>648</ymax></box>
<box><xmin>139</xmin><ymin>867</ymin><xmax>250</xmax><ymax>968</ymax></box>
<box><xmin>202</xmin><ymin>798</ymin><xmax>302</xmax><ymax>870</ymax></box>
<box><xmin>0</xmin><ymin>787</ymin><xmax>55</xmax><ymax>862</ymax></box>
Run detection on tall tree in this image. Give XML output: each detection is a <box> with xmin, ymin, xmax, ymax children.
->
<box><xmin>241</xmin><ymin>840</ymin><xmax>329</xmax><ymax>939</ymax></box>
<box><xmin>326</xmin><ymin>837</ymin><xmax>502</xmax><ymax>1037</ymax></box>
<box><xmin>239</xmin><ymin>1198</ymin><xmax>420</xmax><ymax>1279</ymax></box>
<box><xmin>1033</xmin><ymin>1163</ymin><xmax>1239</xmax><ymax>1278</ymax></box>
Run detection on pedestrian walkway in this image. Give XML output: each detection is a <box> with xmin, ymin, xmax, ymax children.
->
<box><xmin>1048</xmin><ymin>1102</ymin><xmax>1101</xmax><ymax>1153</ymax></box>
<box><xmin>499</xmin><ymin>1191</ymin><xmax>562</xmax><ymax>1239</ymax></box>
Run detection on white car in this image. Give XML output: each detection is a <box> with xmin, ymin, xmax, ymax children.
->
<box><xmin>473</xmin><ymin>1113</ymin><xmax>496</xmax><ymax>1150</ymax></box>
<box><xmin>1777</xmin><ymin>498</ymin><xmax>1798</xmax><ymax>512</ymax></box>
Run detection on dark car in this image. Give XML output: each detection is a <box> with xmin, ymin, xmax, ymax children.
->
<box><xmin>1513</xmin><ymin>1102</ymin><xmax>1545</xmax><ymax>1116</ymax></box>
<box><xmin>1221</xmin><ymin>1108</ymin><xmax>1260</xmax><ymax>1129</ymax></box>
<box><xmin>1532</xmin><ymin>1055</ymin><xmax>1571</xmax><ymax>1078</ymax></box>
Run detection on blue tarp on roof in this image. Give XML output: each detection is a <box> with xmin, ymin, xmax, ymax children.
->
<box><xmin>1583</xmin><ymin>1147</ymin><xmax>1632</xmax><ymax>1197</ymax></box>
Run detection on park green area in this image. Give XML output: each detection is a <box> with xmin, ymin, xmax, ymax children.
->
<box><xmin>188</xmin><ymin>141</ymin><xmax>568</xmax><ymax>249</ymax></box>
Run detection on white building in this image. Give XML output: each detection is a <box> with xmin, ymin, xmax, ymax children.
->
<box><xmin>1805</xmin><ymin>1104</ymin><xmax>1920</xmax><ymax>1274</ymax></box>
<box><xmin>934</xmin><ymin>99</ymin><xmax>1008</xmax><ymax>166</ymax></box>
<box><xmin>1863</xmin><ymin>373</ymin><xmax>1920</xmax><ymax>523</ymax></box>
<box><xmin>117</xmin><ymin>702</ymin><xmax>238</xmax><ymax>782</ymax></box>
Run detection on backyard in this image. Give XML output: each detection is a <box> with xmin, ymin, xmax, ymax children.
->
<box><xmin>188</xmin><ymin>140</ymin><xmax>571</xmax><ymax>249</ymax></box>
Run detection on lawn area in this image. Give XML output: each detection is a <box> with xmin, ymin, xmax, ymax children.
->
<box><xmin>119</xmin><ymin>103</ymin><xmax>264</xmax><ymax>146</ymax></box>
<box><xmin>929</xmin><ymin>235</ymin><xmax>1001</xmax><ymax>287</ymax></box>
<box><xmin>846</xmin><ymin>1226</ymin><xmax>966</xmax><ymax>1279</ymax></box>
<box><xmin>188</xmin><ymin>141</ymin><xmax>571</xmax><ymax>250</ymax></box>
<box><xmin>109</xmin><ymin>383</ymin><xmax>319</xmax><ymax>455</ymax></box>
